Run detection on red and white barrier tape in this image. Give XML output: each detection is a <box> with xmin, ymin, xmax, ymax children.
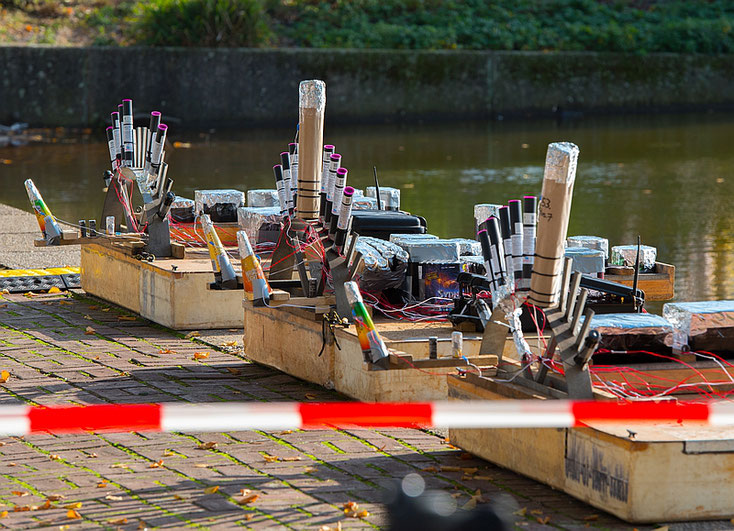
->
<box><xmin>0</xmin><ymin>400</ymin><xmax>731</xmax><ymax>436</ymax></box>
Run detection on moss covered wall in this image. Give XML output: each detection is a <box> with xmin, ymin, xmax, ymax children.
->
<box><xmin>2</xmin><ymin>45</ymin><xmax>734</xmax><ymax>127</ymax></box>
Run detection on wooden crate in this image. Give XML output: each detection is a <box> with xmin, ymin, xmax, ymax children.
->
<box><xmin>169</xmin><ymin>222</ymin><xmax>240</xmax><ymax>247</ymax></box>
<box><xmin>606</xmin><ymin>261</ymin><xmax>675</xmax><ymax>301</ymax></box>
<box><xmin>242</xmin><ymin>300</ymin><xmax>497</xmax><ymax>402</ymax></box>
<box><xmin>448</xmin><ymin>372</ymin><xmax>734</xmax><ymax>523</ymax></box>
<box><xmin>81</xmin><ymin>243</ymin><xmax>243</xmax><ymax>330</ymax></box>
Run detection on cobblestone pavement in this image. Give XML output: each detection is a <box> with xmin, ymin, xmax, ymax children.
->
<box><xmin>0</xmin><ymin>290</ymin><xmax>670</xmax><ymax>529</ymax></box>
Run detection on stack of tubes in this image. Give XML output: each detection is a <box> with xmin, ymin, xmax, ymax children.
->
<box><xmin>272</xmin><ymin>143</ymin><xmax>355</xmax><ymax>257</ymax></box>
<box><xmin>477</xmin><ymin>196</ymin><xmax>538</xmax><ymax>305</ymax></box>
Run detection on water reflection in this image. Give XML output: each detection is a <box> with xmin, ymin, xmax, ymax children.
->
<box><xmin>0</xmin><ymin>113</ymin><xmax>732</xmax><ymax>304</ymax></box>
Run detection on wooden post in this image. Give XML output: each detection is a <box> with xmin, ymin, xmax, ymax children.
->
<box><xmin>296</xmin><ymin>80</ymin><xmax>326</xmax><ymax>221</ymax></box>
<box><xmin>528</xmin><ymin>142</ymin><xmax>579</xmax><ymax>308</ymax></box>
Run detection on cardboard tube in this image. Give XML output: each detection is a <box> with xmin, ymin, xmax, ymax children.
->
<box><xmin>528</xmin><ymin>142</ymin><xmax>579</xmax><ymax>308</ymax></box>
<box><xmin>296</xmin><ymin>80</ymin><xmax>325</xmax><ymax>221</ymax></box>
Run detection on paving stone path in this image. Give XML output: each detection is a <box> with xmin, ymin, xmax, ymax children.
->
<box><xmin>0</xmin><ymin>290</ymin><xmax>678</xmax><ymax>529</ymax></box>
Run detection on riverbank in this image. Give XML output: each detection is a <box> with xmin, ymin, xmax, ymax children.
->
<box><xmin>4</xmin><ymin>46</ymin><xmax>734</xmax><ymax>128</ymax></box>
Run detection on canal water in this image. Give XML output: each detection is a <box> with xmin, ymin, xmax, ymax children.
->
<box><xmin>1</xmin><ymin>113</ymin><xmax>732</xmax><ymax>306</ymax></box>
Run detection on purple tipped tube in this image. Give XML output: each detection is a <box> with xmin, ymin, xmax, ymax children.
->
<box><xmin>324</xmin><ymin>153</ymin><xmax>341</xmax><ymax>226</ymax></box>
<box><xmin>522</xmin><ymin>195</ymin><xmax>538</xmax><ymax>288</ymax></box>
<box><xmin>273</xmin><ymin>164</ymin><xmax>287</xmax><ymax>216</ymax></box>
<box><xmin>280</xmin><ymin>151</ymin><xmax>293</xmax><ymax>215</ymax></box>
<box><xmin>320</xmin><ymin>144</ymin><xmax>335</xmax><ymax>222</ymax></box>
<box><xmin>333</xmin><ymin>186</ymin><xmax>355</xmax><ymax>253</ymax></box>
<box><xmin>144</xmin><ymin>111</ymin><xmax>161</xmax><ymax>176</ymax></box>
<box><xmin>329</xmin><ymin>167</ymin><xmax>348</xmax><ymax>238</ymax></box>
<box><xmin>509</xmin><ymin>199</ymin><xmax>524</xmax><ymax>284</ymax></box>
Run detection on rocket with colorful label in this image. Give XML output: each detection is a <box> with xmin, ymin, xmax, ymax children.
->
<box><xmin>201</xmin><ymin>214</ymin><xmax>238</xmax><ymax>289</ymax></box>
<box><xmin>237</xmin><ymin>230</ymin><xmax>272</xmax><ymax>306</ymax></box>
<box><xmin>344</xmin><ymin>281</ymin><xmax>389</xmax><ymax>368</ymax></box>
<box><xmin>24</xmin><ymin>179</ymin><xmax>62</xmax><ymax>245</ymax></box>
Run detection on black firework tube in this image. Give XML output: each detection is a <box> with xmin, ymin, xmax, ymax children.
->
<box><xmin>522</xmin><ymin>195</ymin><xmax>538</xmax><ymax>289</ymax></box>
<box><xmin>288</xmin><ymin>142</ymin><xmax>298</xmax><ymax>209</ymax></box>
<box><xmin>121</xmin><ymin>99</ymin><xmax>134</xmax><ymax>167</ymax></box>
<box><xmin>324</xmin><ymin>153</ymin><xmax>341</xmax><ymax>226</ymax></box>
<box><xmin>144</xmin><ymin>111</ymin><xmax>161</xmax><ymax>176</ymax></box>
<box><xmin>486</xmin><ymin>216</ymin><xmax>506</xmax><ymax>287</ymax></box>
<box><xmin>106</xmin><ymin>127</ymin><xmax>116</xmax><ymax>170</ymax></box>
<box><xmin>89</xmin><ymin>219</ymin><xmax>97</xmax><ymax>237</ymax></box>
<box><xmin>509</xmin><ymin>199</ymin><xmax>524</xmax><ymax>284</ymax></box>
<box><xmin>110</xmin><ymin>112</ymin><xmax>122</xmax><ymax>166</ymax></box>
<box><xmin>329</xmin><ymin>167</ymin><xmax>348</xmax><ymax>238</ymax></box>
<box><xmin>477</xmin><ymin>229</ymin><xmax>496</xmax><ymax>291</ymax></box>
<box><xmin>79</xmin><ymin>220</ymin><xmax>87</xmax><ymax>238</ymax></box>
<box><xmin>280</xmin><ymin>151</ymin><xmax>293</xmax><ymax>215</ymax></box>
<box><xmin>333</xmin><ymin>186</ymin><xmax>355</xmax><ymax>254</ymax></box>
<box><xmin>149</xmin><ymin>124</ymin><xmax>168</xmax><ymax>179</ymax></box>
<box><xmin>273</xmin><ymin>165</ymin><xmax>288</xmax><ymax>216</ymax></box>
<box><xmin>498</xmin><ymin>206</ymin><xmax>514</xmax><ymax>285</ymax></box>
<box><xmin>320</xmin><ymin>144</ymin><xmax>335</xmax><ymax>222</ymax></box>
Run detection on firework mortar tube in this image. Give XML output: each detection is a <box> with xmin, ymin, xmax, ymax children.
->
<box><xmin>106</xmin><ymin>127</ymin><xmax>117</xmax><ymax>171</ymax></box>
<box><xmin>522</xmin><ymin>195</ymin><xmax>538</xmax><ymax>290</ymax></box>
<box><xmin>289</xmin><ymin>142</ymin><xmax>298</xmax><ymax>210</ymax></box>
<box><xmin>333</xmin><ymin>186</ymin><xmax>355</xmax><ymax>254</ymax></box>
<box><xmin>296</xmin><ymin>80</ymin><xmax>325</xmax><ymax>221</ymax></box>
<box><xmin>324</xmin><ymin>153</ymin><xmax>342</xmax><ymax>226</ymax></box>
<box><xmin>201</xmin><ymin>214</ymin><xmax>238</xmax><ymax>289</ymax></box>
<box><xmin>280</xmin><ymin>151</ymin><xmax>293</xmax><ymax>216</ymax></box>
<box><xmin>498</xmin><ymin>206</ymin><xmax>514</xmax><ymax>287</ymax></box>
<box><xmin>329</xmin><ymin>167</ymin><xmax>348</xmax><ymax>238</ymax></box>
<box><xmin>148</xmin><ymin>124</ymin><xmax>168</xmax><ymax>181</ymax></box>
<box><xmin>121</xmin><ymin>99</ymin><xmax>134</xmax><ymax>168</ymax></box>
<box><xmin>477</xmin><ymin>229</ymin><xmax>496</xmax><ymax>292</ymax></box>
<box><xmin>110</xmin><ymin>112</ymin><xmax>121</xmax><ymax>167</ymax></box>
<box><xmin>320</xmin><ymin>144</ymin><xmax>335</xmax><ymax>223</ymax></box>
<box><xmin>344</xmin><ymin>281</ymin><xmax>390</xmax><ymax>367</ymax></box>
<box><xmin>273</xmin><ymin>165</ymin><xmax>288</xmax><ymax>216</ymax></box>
<box><xmin>237</xmin><ymin>230</ymin><xmax>272</xmax><ymax>306</ymax></box>
<box><xmin>509</xmin><ymin>199</ymin><xmax>524</xmax><ymax>287</ymax></box>
<box><xmin>486</xmin><ymin>216</ymin><xmax>506</xmax><ymax>288</ymax></box>
<box><xmin>144</xmin><ymin>111</ymin><xmax>162</xmax><ymax>177</ymax></box>
<box><xmin>24</xmin><ymin>179</ymin><xmax>62</xmax><ymax>245</ymax></box>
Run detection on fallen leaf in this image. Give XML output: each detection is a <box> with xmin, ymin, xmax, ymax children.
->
<box><xmin>536</xmin><ymin>516</ymin><xmax>551</xmax><ymax>525</ymax></box>
<box><xmin>38</xmin><ymin>500</ymin><xmax>52</xmax><ymax>510</ymax></box>
<box><xmin>282</xmin><ymin>456</ymin><xmax>302</xmax><ymax>461</ymax></box>
<box><xmin>204</xmin><ymin>486</ymin><xmax>219</xmax><ymax>494</ymax></box>
<box><xmin>0</xmin><ymin>511</ymin><xmax>7</xmax><ymax>518</ymax></box>
<box><xmin>50</xmin><ymin>454</ymin><xmax>61</xmax><ymax>460</ymax></box>
<box><xmin>109</xmin><ymin>518</ymin><xmax>128</xmax><ymax>525</ymax></box>
<box><xmin>513</xmin><ymin>507</ymin><xmax>527</xmax><ymax>516</ymax></box>
<box><xmin>342</xmin><ymin>501</ymin><xmax>359</xmax><ymax>512</ymax></box>
<box><xmin>472</xmin><ymin>475</ymin><xmax>492</xmax><ymax>481</ymax></box>
<box><xmin>184</xmin><ymin>331</ymin><xmax>200</xmax><ymax>339</ymax></box>
<box><xmin>46</xmin><ymin>494</ymin><xmax>65</xmax><ymax>501</ymax></box>
<box><xmin>0</xmin><ymin>304</ymin><xmax>6</xmax><ymax>308</ymax></box>
<box><xmin>0</xmin><ymin>370</ymin><xmax>10</xmax><ymax>383</ymax></box>
<box><xmin>58</xmin><ymin>300</ymin><xmax>72</xmax><ymax>305</ymax></box>
<box><xmin>193</xmin><ymin>463</ymin><xmax>210</xmax><ymax>468</ymax></box>
<box><xmin>460</xmin><ymin>452</ymin><xmax>474</xmax><ymax>460</ymax></box>
<box><xmin>440</xmin><ymin>466</ymin><xmax>461</xmax><ymax>472</ymax></box>
<box><xmin>83</xmin><ymin>314</ymin><xmax>93</xmax><ymax>320</ymax></box>
<box><xmin>584</xmin><ymin>515</ymin><xmax>599</xmax><ymax>521</ymax></box>
<box><xmin>8</xmin><ymin>462</ymin><xmax>16</xmax><ymax>467</ymax></box>
<box><xmin>278</xmin><ymin>430</ymin><xmax>293</xmax><ymax>435</ymax></box>
<box><xmin>149</xmin><ymin>460</ymin><xmax>164</xmax><ymax>468</ymax></box>
<box><xmin>226</xmin><ymin>367</ymin><xmax>241</xmax><ymax>375</ymax></box>
<box><xmin>84</xmin><ymin>326</ymin><xmax>96</xmax><ymax>335</ymax></box>
<box><xmin>0</xmin><ymin>442</ymin><xmax>4</xmax><ymax>447</ymax></box>
<box><xmin>530</xmin><ymin>509</ymin><xmax>543</xmax><ymax>515</ymax></box>
<box><xmin>235</xmin><ymin>493</ymin><xmax>259</xmax><ymax>504</ymax></box>
<box><xmin>243</xmin><ymin>514</ymin><xmax>254</xmax><ymax>521</ymax></box>
<box><xmin>118</xmin><ymin>315</ymin><xmax>137</xmax><ymax>321</ymax></box>
<box><xmin>14</xmin><ymin>505</ymin><xmax>31</xmax><ymax>512</ymax></box>
<box><xmin>173</xmin><ymin>494</ymin><xmax>186</xmax><ymax>500</ymax></box>
<box><xmin>163</xmin><ymin>450</ymin><xmax>175</xmax><ymax>457</ymax></box>
<box><xmin>104</xmin><ymin>495</ymin><xmax>123</xmax><ymax>501</ymax></box>
<box><xmin>461</xmin><ymin>467</ymin><xmax>478</xmax><ymax>474</ymax></box>
<box><xmin>262</xmin><ymin>454</ymin><xmax>279</xmax><ymax>463</ymax></box>
<box><xmin>221</xmin><ymin>341</ymin><xmax>238</xmax><ymax>347</ymax></box>
<box><xmin>193</xmin><ymin>352</ymin><xmax>209</xmax><ymax>360</ymax></box>
<box><xmin>65</xmin><ymin>502</ymin><xmax>82</xmax><ymax>509</ymax></box>
<box><xmin>158</xmin><ymin>348</ymin><xmax>175</xmax><ymax>354</ymax></box>
<box><xmin>47</xmin><ymin>287</ymin><xmax>62</xmax><ymax>294</ymax></box>
<box><xmin>101</xmin><ymin>307</ymin><xmax>110</xmax><ymax>312</ymax></box>
<box><xmin>304</xmin><ymin>393</ymin><xmax>317</xmax><ymax>400</ymax></box>
<box><xmin>420</xmin><ymin>466</ymin><xmax>437</xmax><ymax>473</ymax></box>
<box><xmin>66</xmin><ymin>509</ymin><xmax>82</xmax><ymax>519</ymax></box>
<box><xmin>110</xmin><ymin>463</ymin><xmax>129</xmax><ymax>469</ymax></box>
<box><xmin>138</xmin><ymin>520</ymin><xmax>148</xmax><ymax>530</ymax></box>
<box><xmin>88</xmin><ymin>452</ymin><xmax>98</xmax><ymax>458</ymax></box>
<box><xmin>303</xmin><ymin>466</ymin><xmax>318</xmax><ymax>473</ymax></box>
<box><xmin>23</xmin><ymin>292</ymin><xmax>34</xmax><ymax>298</ymax></box>
<box><xmin>462</xmin><ymin>490</ymin><xmax>484</xmax><ymax>510</ymax></box>
<box><xmin>97</xmin><ymin>482</ymin><xmax>108</xmax><ymax>488</ymax></box>
<box><xmin>11</xmin><ymin>491</ymin><xmax>29</xmax><ymax>497</ymax></box>
<box><xmin>356</xmin><ymin>510</ymin><xmax>370</xmax><ymax>518</ymax></box>
<box><xmin>198</xmin><ymin>441</ymin><xmax>218</xmax><ymax>450</ymax></box>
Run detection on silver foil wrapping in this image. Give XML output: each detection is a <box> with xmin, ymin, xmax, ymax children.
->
<box><xmin>564</xmin><ymin>246</ymin><xmax>606</xmax><ymax>275</ymax></box>
<box><xmin>460</xmin><ymin>255</ymin><xmax>486</xmax><ymax>275</ymax></box>
<box><xmin>171</xmin><ymin>196</ymin><xmax>194</xmax><ymax>210</ymax></box>
<box><xmin>237</xmin><ymin>206</ymin><xmax>282</xmax><ymax>244</ymax></box>
<box><xmin>246</xmin><ymin>189</ymin><xmax>280</xmax><ymax>208</ymax></box>
<box><xmin>389</xmin><ymin>234</ymin><xmax>439</xmax><ymax>246</ymax></box>
<box><xmin>567</xmin><ymin>235</ymin><xmax>609</xmax><ymax>260</ymax></box>
<box><xmin>447</xmin><ymin>238</ymin><xmax>482</xmax><ymax>257</ymax></box>
<box><xmin>610</xmin><ymin>244</ymin><xmax>657</xmax><ymax>272</ymax></box>
<box><xmin>299</xmin><ymin>80</ymin><xmax>326</xmax><ymax>112</ymax></box>
<box><xmin>354</xmin><ymin>236</ymin><xmax>408</xmax><ymax>293</ymax></box>
<box><xmin>353</xmin><ymin>196</ymin><xmax>378</xmax><ymax>210</ymax></box>
<box><xmin>365</xmin><ymin>186</ymin><xmax>401</xmax><ymax>211</ymax></box>
<box><xmin>474</xmin><ymin>204</ymin><xmax>503</xmax><ymax>229</ymax></box>
<box><xmin>195</xmin><ymin>189</ymin><xmax>245</xmax><ymax>215</ymax></box>
<box><xmin>588</xmin><ymin>312</ymin><xmax>674</xmax><ymax>351</ymax></box>
<box><xmin>393</xmin><ymin>238</ymin><xmax>461</xmax><ymax>263</ymax></box>
<box><xmin>663</xmin><ymin>300</ymin><xmax>734</xmax><ymax>351</ymax></box>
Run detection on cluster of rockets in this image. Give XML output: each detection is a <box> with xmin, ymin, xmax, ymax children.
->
<box><xmin>478</xmin><ymin>196</ymin><xmax>539</xmax><ymax>297</ymax></box>
<box><xmin>273</xmin><ymin>143</ymin><xmax>355</xmax><ymax>254</ymax></box>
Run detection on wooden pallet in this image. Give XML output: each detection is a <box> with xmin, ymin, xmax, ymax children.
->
<box><xmin>242</xmin><ymin>300</ymin><xmax>498</xmax><ymax>402</ymax></box>
<box><xmin>448</xmin><ymin>371</ymin><xmax>734</xmax><ymax>523</ymax></box>
<box><xmin>81</xmin><ymin>243</ymin><xmax>242</xmax><ymax>329</ymax></box>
